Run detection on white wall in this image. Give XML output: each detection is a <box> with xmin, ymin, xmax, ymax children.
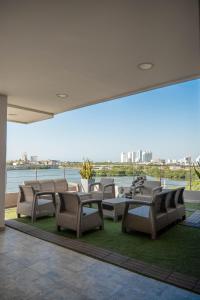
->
<box><xmin>0</xmin><ymin>95</ymin><xmax>7</xmax><ymax>229</ymax></box>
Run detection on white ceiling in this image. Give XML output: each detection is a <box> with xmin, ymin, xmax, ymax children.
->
<box><xmin>0</xmin><ymin>0</ymin><xmax>199</xmax><ymax>123</ymax></box>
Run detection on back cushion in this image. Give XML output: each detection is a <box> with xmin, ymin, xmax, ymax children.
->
<box><xmin>59</xmin><ymin>192</ymin><xmax>79</xmax><ymax>213</ymax></box>
<box><xmin>21</xmin><ymin>186</ymin><xmax>34</xmax><ymax>203</ymax></box>
<box><xmin>24</xmin><ymin>180</ymin><xmax>40</xmax><ymax>192</ymax></box>
<box><xmin>54</xmin><ymin>179</ymin><xmax>68</xmax><ymax>193</ymax></box>
<box><xmin>154</xmin><ymin>192</ymin><xmax>167</xmax><ymax>214</ymax></box>
<box><xmin>100</xmin><ymin>178</ymin><xmax>114</xmax><ymax>186</ymax></box>
<box><xmin>39</xmin><ymin>180</ymin><xmax>55</xmax><ymax>192</ymax></box>
<box><xmin>143</xmin><ymin>181</ymin><xmax>161</xmax><ymax>195</ymax></box>
<box><xmin>100</xmin><ymin>178</ymin><xmax>114</xmax><ymax>194</ymax></box>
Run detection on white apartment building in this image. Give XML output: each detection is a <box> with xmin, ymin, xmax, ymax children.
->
<box><xmin>142</xmin><ymin>151</ymin><xmax>153</xmax><ymax>163</ymax></box>
<box><xmin>21</xmin><ymin>152</ymin><xmax>28</xmax><ymax>162</ymax></box>
<box><xmin>135</xmin><ymin>150</ymin><xmax>143</xmax><ymax>162</ymax></box>
<box><xmin>127</xmin><ymin>152</ymin><xmax>132</xmax><ymax>162</ymax></box>
<box><xmin>121</xmin><ymin>150</ymin><xmax>152</xmax><ymax>163</ymax></box>
<box><xmin>120</xmin><ymin>152</ymin><xmax>127</xmax><ymax>163</ymax></box>
<box><xmin>30</xmin><ymin>156</ymin><xmax>38</xmax><ymax>163</ymax></box>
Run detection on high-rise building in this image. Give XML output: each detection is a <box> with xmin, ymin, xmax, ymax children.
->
<box><xmin>120</xmin><ymin>150</ymin><xmax>152</xmax><ymax>163</ymax></box>
<box><xmin>127</xmin><ymin>152</ymin><xmax>133</xmax><ymax>163</ymax></box>
<box><xmin>136</xmin><ymin>150</ymin><xmax>142</xmax><ymax>162</ymax></box>
<box><xmin>21</xmin><ymin>152</ymin><xmax>28</xmax><ymax>162</ymax></box>
<box><xmin>120</xmin><ymin>152</ymin><xmax>127</xmax><ymax>163</ymax></box>
<box><xmin>132</xmin><ymin>152</ymin><xmax>136</xmax><ymax>162</ymax></box>
<box><xmin>142</xmin><ymin>151</ymin><xmax>152</xmax><ymax>163</ymax></box>
<box><xmin>30</xmin><ymin>156</ymin><xmax>38</xmax><ymax>163</ymax></box>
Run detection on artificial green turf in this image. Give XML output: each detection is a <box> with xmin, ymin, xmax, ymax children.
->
<box><xmin>5</xmin><ymin>206</ymin><xmax>200</xmax><ymax>278</ymax></box>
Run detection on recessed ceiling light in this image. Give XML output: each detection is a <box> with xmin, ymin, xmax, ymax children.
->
<box><xmin>56</xmin><ymin>93</ymin><xmax>69</xmax><ymax>99</ymax></box>
<box><xmin>138</xmin><ymin>63</ymin><xmax>154</xmax><ymax>70</ymax></box>
<box><xmin>8</xmin><ymin>113</ymin><xmax>17</xmax><ymax>116</ymax></box>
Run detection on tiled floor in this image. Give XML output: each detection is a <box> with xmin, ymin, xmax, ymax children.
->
<box><xmin>0</xmin><ymin>228</ymin><xmax>200</xmax><ymax>300</ymax></box>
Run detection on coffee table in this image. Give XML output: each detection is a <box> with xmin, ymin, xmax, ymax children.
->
<box><xmin>102</xmin><ymin>197</ymin><xmax>128</xmax><ymax>222</ymax></box>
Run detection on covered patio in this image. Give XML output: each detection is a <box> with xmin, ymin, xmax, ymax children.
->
<box><xmin>2</xmin><ymin>227</ymin><xmax>200</xmax><ymax>299</ymax></box>
<box><xmin>0</xmin><ymin>0</ymin><xmax>200</xmax><ymax>299</ymax></box>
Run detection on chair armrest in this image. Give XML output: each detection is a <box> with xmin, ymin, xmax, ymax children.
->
<box><xmin>152</xmin><ymin>186</ymin><xmax>162</xmax><ymax>195</ymax></box>
<box><xmin>102</xmin><ymin>183</ymin><xmax>115</xmax><ymax>192</ymax></box>
<box><xmin>35</xmin><ymin>191</ymin><xmax>56</xmax><ymax>208</ymax></box>
<box><xmin>81</xmin><ymin>199</ymin><xmax>102</xmax><ymax>205</ymax></box>
<box><xmin>129</xmin><ymin>200</ymin><xmax>153</xmax><ymax>206</ymax></box>
<box><xmin>35</xmin><ymin>191</ymin><xmax>55</xmax><ymax>197</ymax></box>
<box><xmin>103</xmin><ymin>183</ymin><xmax>115</xmax><ymax>188</ymax></box>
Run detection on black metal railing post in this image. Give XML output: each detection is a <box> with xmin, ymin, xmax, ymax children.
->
<box><xmin>189</xmin><ymin>164</ymin><xmax>192</xmax><ymax>191</ymax></box>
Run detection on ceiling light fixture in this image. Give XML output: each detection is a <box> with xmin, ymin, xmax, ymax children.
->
<box><xmin>138</xmin><ymin>62</ymin><xmax>154</xmax><ymax>70</ymax></box>
<box><xmin>56</xmin><ymin>93</ymin><xmax>69</xmax><ymax>99</ymax></box>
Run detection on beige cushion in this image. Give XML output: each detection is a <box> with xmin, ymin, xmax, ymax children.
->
<box><xmin>54</xmin><ymin>179</ymin><xmax>68</xmax><ymax>193</ymax></box>
<box><xmin>24</xmin><ymin>180</ymin><xmax>40</xmax><ymax>191</ymax></box>
<box><xmin>39</xmin><ymin>180</ymin><xmax>55</xmax><ymax>192</ymax></box>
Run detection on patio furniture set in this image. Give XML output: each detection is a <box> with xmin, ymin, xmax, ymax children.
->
<box><xmin>16</xmin><ymin>178</ymin><xmax>185</xmax><ymax>239</ymax></box>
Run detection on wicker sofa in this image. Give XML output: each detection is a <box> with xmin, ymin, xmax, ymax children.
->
<box><xmin>17</xmin><ymin>179</ymin><xmax>80</xmax><ymax>222</ymax></box>
<box><xmin>122</xmin><ymin>187</ymin><xmax>185</xmax><ymax>239</ymax></box>
<box><xmin>24</xmin><ymin>178</ymin><xmax>80</xmax><ymax>194</ymax></box>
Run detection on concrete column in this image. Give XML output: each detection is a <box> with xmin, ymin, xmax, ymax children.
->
<box><xmin>0</xmin><ymin>95</ymin><xmax>7</xmax><ymax>230</ymax></box>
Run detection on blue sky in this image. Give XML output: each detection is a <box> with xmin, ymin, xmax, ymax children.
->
<box><xmin>7</xmin><ymin>79</ymin><xmax>200</xmax><ymax>162</ymax></box>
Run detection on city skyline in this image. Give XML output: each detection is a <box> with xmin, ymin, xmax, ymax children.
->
<box><xmin>7</xmin><ymin>150</ymin><xmax>200</xmax><ymax>165</ymax></box>
<box><xmin>7</xmin><ymin>79</ymin><xmax>200</xmax><ymax>161</ymax></box>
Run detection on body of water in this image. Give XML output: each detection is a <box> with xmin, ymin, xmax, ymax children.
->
<box><xmin>6</xmin><ymin>168</ymin><xmax>186</xmax><ymax>193</ymax></box>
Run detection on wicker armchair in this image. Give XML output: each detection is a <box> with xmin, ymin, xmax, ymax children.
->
<box><xmin>56</xmin><ymin>192</ymin><xmax>104</xmax><ymax>238</ymax></box>
<box><xmin>122</xmin><ymin>191</ymin><xmax>169</xmax><ymax>239</ymax></box>
<box><xmin>89</xmin><ymin>178</ymin><xmax>115</xmax><ymax>200</ymax></box>
<box><xmin>132</xmin><ymin>180</ymin><xmax>162</xmax><ymax>201</ymax></box>
<box><xmin>17</xmin><ymin>185</ymin><xmax>56</xmax><ymax>222</ymax></box>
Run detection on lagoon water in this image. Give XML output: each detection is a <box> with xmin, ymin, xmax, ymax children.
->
<box><xmin>6</xmin><ymin>168</ymin><xmax>186</xmax><ymax>193</ymax></box>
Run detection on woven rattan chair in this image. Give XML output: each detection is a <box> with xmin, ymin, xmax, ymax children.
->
<box><xmin>56</xmin><ymin>192</ymin><xmax>104</xmax><ymax>237</ymax></box>
<box><xmin>17</xmin><ymin>185</ymin><xmax>56</xmax><ymax>222</ymax></box>
<box><xmin>89</xmin><ymin>178</ymin><xmax>115</xmax><ymax>200</ymax></box>
<box><xmin>122</xmin><ymin>191</ymin><xmax>169</xmax><ymax>239</ymax></box>
<box><xmin>132</xmin><ymin>180</ymin><xmax>162</xmax><ymax>198</ymax></box>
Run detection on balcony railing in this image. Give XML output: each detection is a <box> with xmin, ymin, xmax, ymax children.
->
<box><xmin>6</xmin><ymin>164</ymin><xmax>200</xmax><ymax>193</ymax></box>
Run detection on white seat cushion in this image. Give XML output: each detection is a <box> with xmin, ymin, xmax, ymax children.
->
<box><xmin>37</xmin><ymin>199</ymin><xmax>53</xmax><ymax>206</ymax></box>
<box><xmin>83</xmin><ymin>207</ymin><xmax>98</xmax><ymax>216</ymax></box>
<box><xmin>129</xmin><ymin>206</ymin><xmax>150</xmax><ymax>218</ymax></box>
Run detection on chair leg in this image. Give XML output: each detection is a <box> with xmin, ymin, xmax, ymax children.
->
<box><xmin>57</xmin><ymin>225</ymin><xmax>61</xmax><ymax>232</ymax></box>
<box><xmin>17</xmin><ymin>213</ymin><xmax>21</xmax><ymax>218</ymax></box>
<box><xmin>31</xmin><ymin>214</ymin><xmax>36</xmax><ymax>223</ymax></box>
<box><xmin>100</xmin><ymin>224</ymin><xmax>104</xmax><ymax>230</ymax></box>
<box><xmin>77</xmin><ymin>230</ymin><xmax>82</xmax><ymax>238</ymax></box>
<box><xmin>122</xmin><ymin>225</ymin><xmax>127</xmax><ymax>233</ymax></box>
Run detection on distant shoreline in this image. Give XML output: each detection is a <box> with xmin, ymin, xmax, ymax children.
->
<box><xmin>7</xmin><ymin>166</ymin><xmax>80</xmax><ymax>171</ymax></box>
